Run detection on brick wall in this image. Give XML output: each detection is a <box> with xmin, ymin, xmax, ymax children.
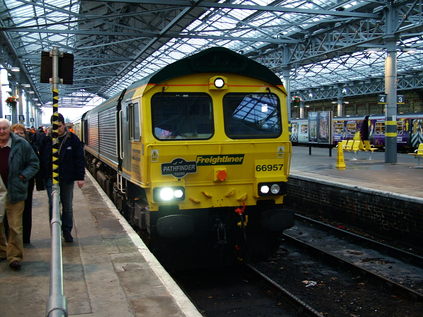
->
<box><xmin>286</xmin><ymin>175</ymin><xmax>423</xmax><ymax>246</ymax></box>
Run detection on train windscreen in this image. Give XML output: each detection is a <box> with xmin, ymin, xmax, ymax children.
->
<box><xmin>223</xmin><ymin>93</ymin><xmax>281</xmax><ymax>139</ymax></box>
<box><xmin>152</xmin><ymin>93</ymin><xmax>213</xmax><ymax>140</ymax></box>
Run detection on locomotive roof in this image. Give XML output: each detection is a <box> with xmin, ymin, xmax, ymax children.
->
<box><xmin>127</xmin><ymin>47</ymin><xmax>283</xmax><ymax>90</ymax></box>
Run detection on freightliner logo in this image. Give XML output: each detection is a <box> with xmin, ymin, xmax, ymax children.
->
<box><xmin>196</xmin><ymin>154</ymin><xmax>244</xmax><ymax>166</ymax></box>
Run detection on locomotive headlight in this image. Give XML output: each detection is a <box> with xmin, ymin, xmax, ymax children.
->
<box><xmin>174</xmin><ymin>188</ymin><xmax>184</xmax><ymax>199</ymax></box>
<box><xmin>209</xmin><ymin>76</ymin><xmax>228</xmax><ymax>90</ymax></box>
<box><xmin>270</xmin><ymin>184</ymin><xmax>280</xmax><ymax>194</ymax></box>
<box><xmin>160</xmin><ymin>187</ymin><xmax>174</xmax><ymax>201</ymax></box>
<box><xmin>260</xmin><ymin>185</ymin><xmax>270</xmax><ymax>194</ymax></box>
<box><xmin>153</xmin><ymin>186</ymin><xmax>185</xmax><ymax>202</ymax></box>
<box><xmin>258</xmin><ymin>182</ymin><xmax>287</xmax><ymax>196</ymax></box>
<box><xmin>214</xmin><ymin>77</ymin><xmax>225</xmax><ymax>88</ymax></box>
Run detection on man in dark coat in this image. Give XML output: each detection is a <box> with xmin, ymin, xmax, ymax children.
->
<box><xmin>0</xmin><ymin>118</ymin><xmax>39</xmax><ymax>270</ymax></box>
<box><xmin>360</xmin><ymin>115</ymin><xmax>370</xmax><ymax>141</ymax></box>
<box><xmin>39</xmin><ymin>113</ymin><xmax>85</xmax><ymax>243</ymax></box>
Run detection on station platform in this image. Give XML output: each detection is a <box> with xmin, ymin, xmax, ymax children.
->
<box><xmin>0</xmin><ymin>173</ymin><xmax>202</xmax><ymax>317</ymax></box>
<box><xmin>288</xmin><ymin>145</ymin><xmax>423</xmax><ymax>249</ymax></box>
<box><xmin>290</xmin><ymin>145</ymin><xmax>423</xmax><ymax>200</ymax></box>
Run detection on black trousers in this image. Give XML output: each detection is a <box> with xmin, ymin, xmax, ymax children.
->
<box><xmin>23</xmin><ymin>178</ymin><xmax>34</xmax><ymax>244</ymax></box>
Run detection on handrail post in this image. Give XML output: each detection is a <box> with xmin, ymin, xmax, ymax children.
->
<box><xmin>46</xmin><ymin>46</ymin><xmax>67</xmax><ymax>317</ymax></box>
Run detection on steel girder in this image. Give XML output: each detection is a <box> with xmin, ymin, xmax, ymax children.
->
<box><xmin>0</xmin><ymin>0</ymin><xmax>422</xmax><ymax>110</ymax></box>
<box><xmin>291</xmin><ymin>70</ymin><xmax>423</xmax><ymax>102</ymax></box>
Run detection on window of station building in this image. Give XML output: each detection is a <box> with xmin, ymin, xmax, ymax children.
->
<box><xmin>128</xmin><ymin>103</ymin><xmax>140</xmax><ymax>140</ymax></box>
<box><xmin>151</xmin><ymin>93</ymin><xmax>213</xmax><ymax>140</ymax></box>
<box><xmin>223</xmin><ymin>93</ymin><xmax>281</xmax><ymax>139</ymax></box>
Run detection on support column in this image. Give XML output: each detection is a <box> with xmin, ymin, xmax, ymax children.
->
<box><xmin>299</xmin><ymin>101</ymin><xmax>305</xmax><ymax>118</ymax></box>
<box><xmin>18</xmin><ymin>86</ymin><xmax>24</xmax><ymax>124</ymax></box>
<box><xmin>384</xmin><ymin>3</ymin><xmax>398</xmax><ymax>164</ymax></box>
<box><xmin>11</xmin><ymin>86</ymin><xmax>18</xmax><ymax>124</ymax></box>
<box><xmin>26</xmin><ymin>97</ymin><xmax>31</xmax><ymax>127</ymax></box>
<box><xmin>0</xmin><ymin>69</ymin><xmax>3</xmax><ymax>119</ymax></box>
<box><xmin>282</xmin><ymin>68</ymin><xmax>291</xmax><ymax>120</ymax></box>
<box><xmin>36</xmin><ymin>108</ymin><xmax>42</xmax><ymax>127</ymax></box>
<box><xmin>384</xmin><ymin>44</ymin><xmax>397</xmax><ymax>163</ymax></box>
<box><xmin>337</xmin><ymin>97</ymin><xmax>343</xmax><ymax>117</ymax></box>
<box><xmin>336</xmin><ymin>85</ymin><xmax>344</xmax><ymax>117</ymax></box>
<box><xmin>282</xmin><ymin>45</ymin><xmax>291</xmax><ymax>120</ymax></box>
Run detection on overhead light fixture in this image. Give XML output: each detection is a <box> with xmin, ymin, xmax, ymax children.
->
<box><xmin>10</xmin><ymin>67</ymin><xmax>20</xmax><ymax>72</ymax></box>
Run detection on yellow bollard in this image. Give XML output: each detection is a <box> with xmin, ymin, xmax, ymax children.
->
<box><xmin>336</xmin><ymin>144</ymin><xmax>346</xmax><ymax>169</ymax></box>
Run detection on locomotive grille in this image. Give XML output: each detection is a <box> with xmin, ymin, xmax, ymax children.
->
<box><xmin>87</xmin><ymin>112</ymin><xmax>99</xmax><ymax>150</ymax></box>
<box><xmin>99</xmin><ymin>108</ymin><xmax>118</xmax><ymax>161</ymax></box>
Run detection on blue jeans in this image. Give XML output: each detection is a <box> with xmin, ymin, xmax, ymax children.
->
<box><xmin>45</xmin><ymin>179</ymin><xmax>75</xmax><ymax>234</ymax></box>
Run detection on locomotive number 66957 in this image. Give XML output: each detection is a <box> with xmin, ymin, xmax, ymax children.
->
<box><xmin>76</xmin><ymin>47</ymin><xmax>294</xmax><ymax>269</ymax></box>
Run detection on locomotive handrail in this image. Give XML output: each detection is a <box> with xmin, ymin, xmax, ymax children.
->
<box><xmin>118</xmin><ymin>110</ymin><xmax>124</xmax><ymax>160</ymax></box>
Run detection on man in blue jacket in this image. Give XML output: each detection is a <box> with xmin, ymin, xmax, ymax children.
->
<box><xmin>39</xmin><ymin>113</ymin><xmax>85</xmax><ymax>243</ymax></box>
<box><xmin>0</xmin><ymin>118</ymin><xmax>39</xmax><ymax>270</ymax></box>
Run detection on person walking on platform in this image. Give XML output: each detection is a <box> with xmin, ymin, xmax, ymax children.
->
<box><xmin>360</xmin><ymin>115</ymin><xmax>370</xmax><ymax>141</ymax></box>
<box><xmin>39</xmin><ymin>113</ymin><xmax>85</xmax><ymax>243</ymax></box>
<box><xmin>0</xmin><ymin>177</ymin><xmax>6</xmax><ymax>226</ymax></box>
<box><xmin>0</xmin><ymin>119</ymin><xmax>39</xmax><ymax>271</ymax></box>
<box><xmin>11</xmin><ymin>123</ymin><xmax>38</xmax><ymax>244</ymax></box>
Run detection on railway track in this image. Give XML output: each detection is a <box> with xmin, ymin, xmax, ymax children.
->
<box><xmin>172</xmin><ymin>265</ymin><xmax>323</xmax><ymax>317</ymax></box>
<box><xmin>252</xmin><ymin>213</ymin><xmax>423</xmax><ymax>316</ymax></box>
<box><xmin>284</xmin><ymin>214</ymin><xmax>423</xmax><ymax>301</ymax></box>
<box><xmin>245</xmin><ymin>264</ymin><xmax>323</xmax><ymax>317</ymax></box>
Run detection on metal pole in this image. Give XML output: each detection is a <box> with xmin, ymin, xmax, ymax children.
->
<box><xmin>0</xmin><ymin>68</ymin><xmax>3</xmax><ymax>119</ymax></box>
<box><xmin>46</xmin><ymin>47</ymin><xmax>67</xmax><ymax>317</ymax></box>
<box><xmin>25</xmin><ymin>98</ymin><xmax>30</xmax><ymax>127</ymax></box>
<box><xmin>282</xmin><ymin>68</ymin><xmax>291</xmax><ymax>120</ymax></box>
<box><xmin>384</xmin><ymin>45</ymin><xmax>397</xmax><ymax>163</ymax></box>
<box><xmin>384</xmin><ymin>3</ymin><xmax>398</xmax><ymax>164</ymax></box>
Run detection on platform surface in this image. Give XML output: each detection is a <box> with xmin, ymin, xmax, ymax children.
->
<box><xmin>291</xmin><ymin>146</ymin><xmax>423</xmax><ymax>200</ymax></box>
<box><xmin>0</xmin><ymin>173</ymin><xmax>201</xmax><ymax>317</ymax></box>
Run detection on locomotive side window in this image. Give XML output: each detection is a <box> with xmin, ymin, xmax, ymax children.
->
<box><xmin>128</xmin><ymin>103</ymin><xmax>140</xmax><ymax>140</ymax></box>
<box><xmin>223</xmin><ymin>93</ymin><xmax>281</xmax><ymax>139</ymax></box>
<box><xmin>152</xmin><ymin>93</ymin><xmax>213</xmax><ymax>140</ymax></box>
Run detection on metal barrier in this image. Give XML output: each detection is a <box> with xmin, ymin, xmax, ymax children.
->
<box><xmin>46</xmin><ymin>185</ymin><xmax>67</xmax><ymax>317</ymax></box>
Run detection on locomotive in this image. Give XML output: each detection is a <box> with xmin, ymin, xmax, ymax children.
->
<box><xmin>77</xmin><ymin>47</ymin><xmax>294</xmax><ymax>268</ymax></box>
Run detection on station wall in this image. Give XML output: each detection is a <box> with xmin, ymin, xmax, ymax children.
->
<box><xmin>286</xmin><ymin>175</ymin><xmax>423</xmax><ymax>248</ymax></box>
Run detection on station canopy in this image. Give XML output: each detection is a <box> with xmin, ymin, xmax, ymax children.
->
<box><xmin>0</xmin><ymin>0</ymin><xmax>422</xmax><ymax>109</ymax></box>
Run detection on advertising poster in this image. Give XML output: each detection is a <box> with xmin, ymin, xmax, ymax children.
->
<box><xmin>308</xmin><ymin>112</ymin><xmax>318</xmax><ymax>143</ymax></box>
<box><xmin>308</xmin><ymin>111</ymin><xmax>333</xmax><ymax>144</ymax></box>
<box><xmin>318</xmin><ymin>111</ymin><xmax>332</xmax><ymax>144</ymax></box>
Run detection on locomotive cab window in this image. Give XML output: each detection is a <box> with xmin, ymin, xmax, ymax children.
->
<box><xmin>223</xmin><ymin>93</ymin><xmax>281</xmax><ymax>139</ymax></box>
<box><xmin>152</xmin><ymin>93</ymin><xmax>213</xmax><ymax>140</ymax></box>
<box><xmin>128</xmin><ymin>102</ymin><xmax>140</xmax><ymax>140</ymax></box>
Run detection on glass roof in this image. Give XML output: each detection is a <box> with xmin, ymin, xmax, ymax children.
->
<box><xmin>0</xmin><ymin>0</ymin><xmax>422</xmax><ymax>112</ymax></box>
